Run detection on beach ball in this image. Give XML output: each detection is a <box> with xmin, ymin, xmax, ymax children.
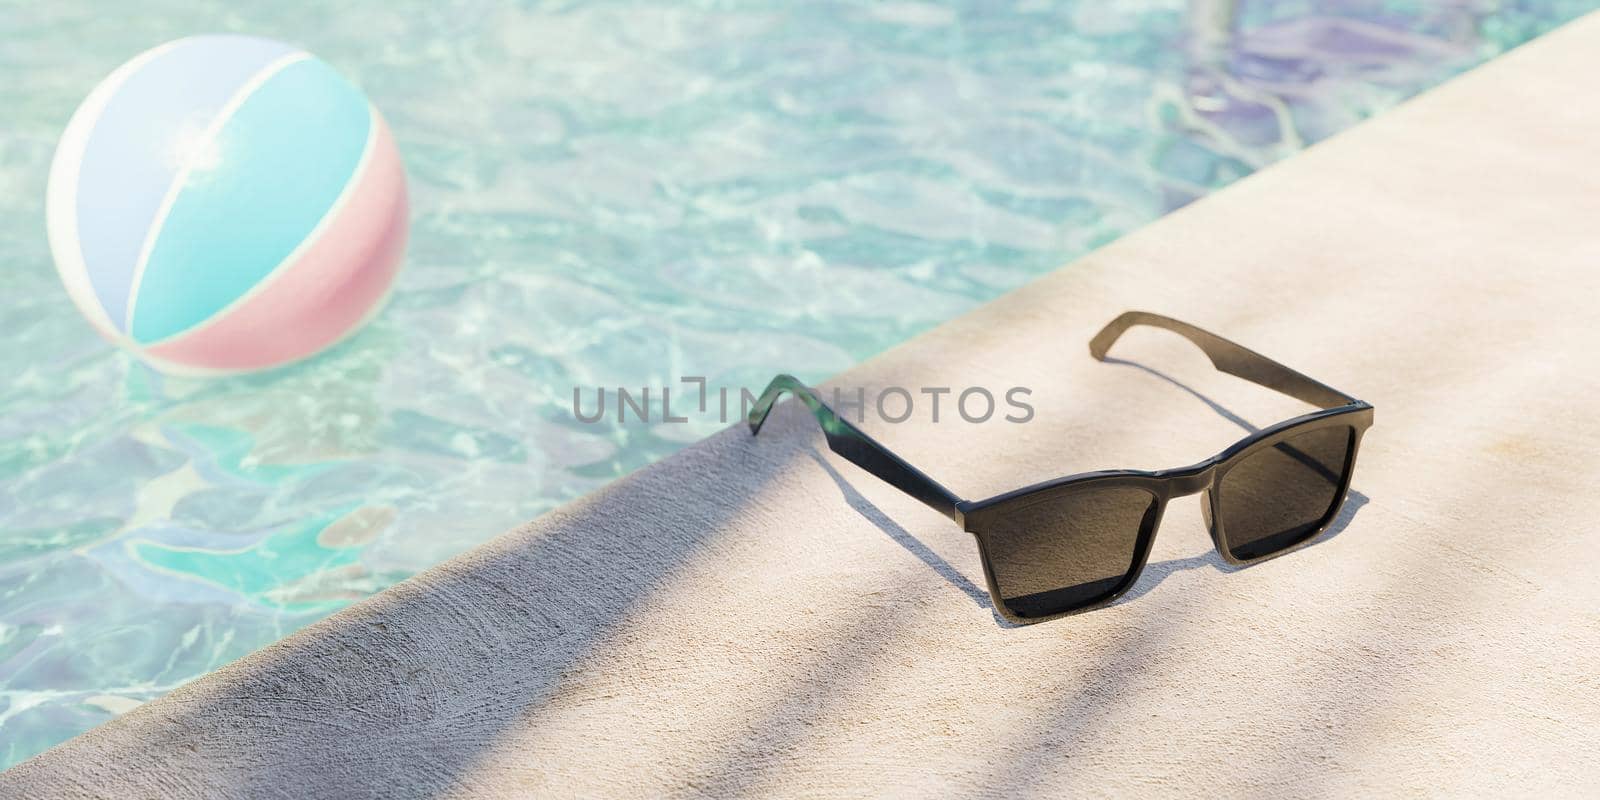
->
<box><xmin>46</xmin><ymin>35</ymin><xmax>407</xmax><ymax>375</ymax></box>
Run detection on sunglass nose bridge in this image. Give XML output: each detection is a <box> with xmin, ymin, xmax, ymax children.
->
<box><xmin>1154</xmin><ymin>463</ymin><xmax>1216</xmax><ymax>497</ymax></box>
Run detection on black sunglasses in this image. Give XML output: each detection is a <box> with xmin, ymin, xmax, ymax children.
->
<box><xmin>749</xmin><ymin>311</ymin><xmax>1373</xmax><ymax>624</ymax></box>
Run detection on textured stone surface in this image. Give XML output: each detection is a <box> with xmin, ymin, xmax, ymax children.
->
<box><xmin>6</xmin><ymin>12</ymin><xmax>1600</xmax><ymax>798</ymax></box>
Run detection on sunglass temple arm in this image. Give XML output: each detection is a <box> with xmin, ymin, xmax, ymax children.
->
<box><xmin>1088</xmin><ymin>311</ymin><xmax>1361</xmax><ymax>410</ymax></box>
<box><xmin>749</xmin><ymin>375</ymin><xmax>965</xmax><ymax>522</ymax></box>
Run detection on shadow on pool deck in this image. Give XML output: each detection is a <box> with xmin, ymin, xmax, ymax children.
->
<box><xmin>0</xmin><ymin>409</ymin><xmax>811</xmax><ymax>796</ymax></box>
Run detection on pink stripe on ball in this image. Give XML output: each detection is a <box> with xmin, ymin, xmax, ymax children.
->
<box><xmin>145</xmin><ymin>111</ymin><xmax>407</xmax><ymax>372</ymax></box>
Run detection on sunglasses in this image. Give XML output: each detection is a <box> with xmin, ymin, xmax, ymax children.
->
<box><xmin>749</xmin><ymin>311</ymin><xmax>1373</xmax><ymax>624</ymax></box>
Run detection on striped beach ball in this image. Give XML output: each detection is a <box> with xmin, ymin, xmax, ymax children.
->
<box><xmin>47</xmin><ymin>35</ymin><xmax>408</xmax><ymax>375</ymax></box>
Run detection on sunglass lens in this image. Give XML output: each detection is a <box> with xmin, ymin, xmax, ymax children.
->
<box><xmin>983</xmin><ymin>486</ymin><xmax>1158</xmax><ymax>619</ymax></box>
<box><xmin>1217</xmin><ymin>426</ymin><xmax>1353</xmax><ymax>560</ymax></box>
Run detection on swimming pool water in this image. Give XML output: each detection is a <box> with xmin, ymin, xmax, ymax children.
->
<box><xmin>1</xmin><ymin>0</ymin><xmax>1593</xmax><ymax>769</ymax></box>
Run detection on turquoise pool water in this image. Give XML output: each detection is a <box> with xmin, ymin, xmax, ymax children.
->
<box><xmin>1</xmin><ymin>0</ymin><xmax>1593</xmax><ymax>768</ymax></box>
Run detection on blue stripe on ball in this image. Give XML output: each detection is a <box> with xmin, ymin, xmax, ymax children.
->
<box><xmin>75</xmin><ymin>35</ymin><xmax>298</xmax><ymax>333</ymax></box>
<box><xmin>130</xmin><ymin>57</ymin><xmax>373</xmax><ymax>344</ymax></box>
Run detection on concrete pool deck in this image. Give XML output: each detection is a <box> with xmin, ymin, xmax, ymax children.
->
<box><xmin>7</xmin><ymin>11</ymin><xmax>1600</xmax><ymax>798</ymax></box>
